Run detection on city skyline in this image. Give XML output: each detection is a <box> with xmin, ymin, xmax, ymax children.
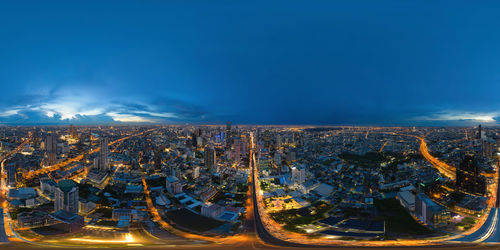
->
<box><xmin>2</xmin><ymin>1</ymin><xmax>500</xmax><ymax>126</ymax></box>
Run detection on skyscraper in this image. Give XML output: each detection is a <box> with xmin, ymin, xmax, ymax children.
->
<box><xmin>153</xmin><ymin>149</ymin><xmax>162</xmax><ymax>170</ymax></box>
<box><xmin>477</xmin><ymin>124</ymin><xmax>482</xmax><ymax>140</ymax></box>
<box><xmin>0</xmin><ymin>208</ymin><xmax>8</xmax><ymax>242</ymax></box>
<box><xmin>54</xmin><ymin>179</ymin><xmax>79</xmax><ymax>214</ymax></box>
<box><xmin>204</xmin><ymin>145</ymin><xmax>216</xmax><ymax>171</ymax></box>
<box><xmin>96</xmin><ymin>138</ymin><xmax>109</xmax><ymax>171</ymax></box>
<box><xmin>226</xmin><ymin>121</ymin><xmax>232</xmax><ymax>148</ymax></box>
<box><xmin>481</xmin><ymin>139</ymin><xmax>494</xmax><ymax>158</ymax></box>
<box><xmin>7</xmin><ymin>164</ymin><xmax>16</xmax><ymax>187</ymax></box>
<box><xmin>70</xmin><ymin>124</ymin><xmax>77</xmax><ymax>139</ymax></box>
<box><xmin>456</xmin><ymin>154</ymin><xmax>487</xmax><ymax>196</ymax></box>
<box><xmin>45</xmin><ymin>134</ymin><xmax>57</xmax><ymax>165</ymax></box>
<box><xmin>291</xmin><ymin>165</ymin><xmax>305</xmax><ymax>184</ymax></box>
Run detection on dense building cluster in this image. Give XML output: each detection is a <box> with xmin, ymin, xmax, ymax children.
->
<box><xmin>0</xmin><ymin>124</ymin><xmax>498</xmax><ymax>244</ymax></box>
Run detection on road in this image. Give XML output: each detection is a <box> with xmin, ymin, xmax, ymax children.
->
<box><xmin>2</xmin><ymin>130</ymin><xmax>500</xmax><ymax>248</ymax></box>
<box><xmin>24</xmin><ymin>129</ymin><xmax>155</xmax><ymax>179</ymax></box>
<box><xmin>0</xmin><ymin>136</ymin><xmax>32</xmax><ymax>243</ymax></box>
<box><xmin>417</xmin><ymin>137</ymin><xmax>456</xmax><ymax>179</ymax></box>
<box><xmin>452</xmin><ymin>166</ymin><xmax>500</xmax><ymax>243</ymax></box>
<box><xmin>246</xmin><ymin>132</ymin><xmax>500</xmax><ymax>247</ymax></box>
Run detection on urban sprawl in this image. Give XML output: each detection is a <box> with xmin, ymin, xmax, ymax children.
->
<box><xmin>0</xmin><ymin>124</ymin><xmax>499</xmax><ymax>247</ymax></box>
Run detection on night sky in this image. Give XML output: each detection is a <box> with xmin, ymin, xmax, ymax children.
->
<box><xmin>1</xmin><ymin>0</ymin><xmax>500</xmax><ymax>126</ymax></box>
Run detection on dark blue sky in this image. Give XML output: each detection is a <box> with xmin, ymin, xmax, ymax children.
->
<box><xmin>1</xmin><ymin>0</ymin><xmax>500</xmax><ymax>125</ymax></box>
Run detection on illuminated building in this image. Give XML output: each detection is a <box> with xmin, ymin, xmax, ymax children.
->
<box><xmin>201</xmin><ymin>203</ymin><xmax>224</xmax><ymax>219</ymax></box>
<box><xmin>226</xmin><ymin>121</ymin><xmax>232</xmax><ymax>148</ymax></box>
<box><xmin>7</xmin><ymin>163</ymin><xmax>16</xmax><ymax>187</ymax></box>
<box><xmin>94</xmin><ymin>137</ymin><xmax>109</xmax><ymax>171</ymax></box>
<box><xmin>17</xmin><ymin>211</ymin><xmax>50</xmax><ymax>227</ymax></box>
<box><xmin>456</xmin><ymin>154</ymin><xmax>487</xmax><ymax>196</ymax></box>
<box><xmin>78</xmin><ymin>199</ymin><xmax>96</xmax><ymax>215</ymax></box>
<box><xmin>55</xmin><ymin>179</ymin><xmax>79</xmax><ymax>214</ymax></box>
<box><xmin>192</xmin><ymin>166</ymin><xmax>200</xmax><ymax>179</ymax></box>
<box><xmin>165</xmin><ymin>176</ymin><xmax>183</xmax><ymax>195</ymax></box>
<box><xmin>204</xmin><ymin>145</ymin><xmax>216</xmax><ymax>171</ymax></box>
<box><xmin>477</xmin><ymin>124</ymin><xmax>483</xmax><ymax>140</ymax></box>
<box><xmin>396</xmin><ymin>190</ymin><xmax>416</xmax><ymax>212</ymax></box>
<box><xmin>291</xmin><ymin>165</ymin><xmax>305</xmax><ymax>184</ymax></box>
<box><xmin>70</xmin><ymin>124</ymin><xmax>77</xmax><ymax>139</ymax></box>
<box><xmin>0</xmin><ymin>208</ymin><xmax>9</xmax><ymax>243</ymax></box>
<box><xmin>481</xmin><ymin>139</ymin><xmax>494</xmax><ymax>158</ymax></box>
<box><xmin>415</xmin><ymin>193</ymin><xmax>450</xmax><ymax>226</ymax></box>
<box><xmin>86</xmin><ymin>169</ymin><xmax>109</xmax><ymax>189</ymax></box>
<box><xmin>40</xmin><ymin>177</ymin><xmax>57</xmax><ymax>197</ymax></box>
<box><xmin>49</xmin><ymin>210</ymin><xmax>84</xmax><ymax>233</ymax></box>
<box><xmin>45</xmin><ymin>134</ymin><xmax>57</xmax><ymax>165</ymax></box>
<box><xmin>153</xmin><ymin>149</ymin><xmax>162</xmax><ymax>170</ymax></box>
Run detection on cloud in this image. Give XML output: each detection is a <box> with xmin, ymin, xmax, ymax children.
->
<box><xmin>414</xmin><ymin>110</ymin><xmax>499</xmax><ymax>125</ymax></box>
<box><xmin>0</xmin><ymin>89</ymin><xmax>208</xmax><ymax>125</ymax></box>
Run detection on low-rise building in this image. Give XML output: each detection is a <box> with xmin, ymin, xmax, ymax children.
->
<box><xmin>201</xmin><ymin>204</ymin><xmax>224</xmax><ymax>219</ymax></box>
<box><xmin>397</xmin><ymin>190</ymin><xmax>415</xmax><ymax>212</ymax></box>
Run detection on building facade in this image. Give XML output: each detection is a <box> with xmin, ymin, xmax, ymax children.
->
<box><xmin>54</xmin><ymin>179</ymin><xmax>79</xmax><ymax>214</ymax></box>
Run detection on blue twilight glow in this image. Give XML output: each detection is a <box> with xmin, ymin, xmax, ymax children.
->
<box><xmin>1</xmin><ymin>0</ymin><xmax>500</xmax><ymax>125</ymax></box>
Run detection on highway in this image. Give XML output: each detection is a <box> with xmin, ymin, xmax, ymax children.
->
<box><xmin>24</xmin><ymin>129</ymin><xmax>155</xmax><ymax>179</ymax></box>
<box><xmin>1</xmin><ymin>136</ymin><xmax>32</xmax><ymax>243</ymax></box>
<box><xmin>417</xmin><ymin>137</ymin><xmax>456</xmax><ymax>179</ymax></box>
<box><xmin>1</xmin><ymin>130</ymin><xmax>499</xmax><ymax>248</ymax></box>
<box><xmin>245</xmin><ymin>132</ymin><xmax>500</xmax><ymax>247</ymax></box>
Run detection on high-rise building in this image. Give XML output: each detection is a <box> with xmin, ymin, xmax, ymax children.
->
<box><xmin>482</xmin><ymin>139</ymin><xmax>494</xmax><ymax>158</ymax></box>
<box><xmin>153</xmin><ymin>149</ymin><xmax>162</xmax><ymax>170</ymax></box>
<box><xmin>45</xmin><ymin>134</ymin><xmax>57</xmax><ymax>165</ymax></box>
<box><xmin>456</xmin><ymin>154</ymin><xmax>487</xmax><ymax>196</ymax></box>
<box><xmin>415</xmin><ymin>193</ymin><xmax>450</xmax><ymax>226</ymax></box>
<box><xmin>291</xmin><ymin>165</ymin><xmax>306</xmax><ymax>184</ymax></box>
<box><xmin>95</xmin><ymin>138</ymin><xmax>109</xmax><ymax>171</ymax></box>
<box><xmin>204</xmin><ymin>145</ymin><xmax>216</xmax><ymax>171</ymax></box>
<box><xmin>192</xmin><ymin>166</ymin><xmax>200</xmax><ymax>179</ymax></box>
<box><xmin>191</xmin><ymin>131</ymin><xmax>198</xmax><ymax>148</ymax></box>
<box><xmin>226</xmin><ymin>121</ymin><xmax>232</xmax><ymax>148</ymax></box>
<box><xmin>0</xmin><ymin>208</ymin><xmax>8</xmax><ymax>242</ymax></box>
<box><xmin>232</xmin><ymin>139</ymin><xmax>241</xmax><ymax>162</ymax></box>
<box><xmin>70</xmin><ymin>124</ymin><xmax>77</xmax><ymax>139</ymax></box>
<box><xmin>477</xmin><ymin>124</ymin><xmax>482</xmax><ymax>140</ymax></box>
<box><xmin>7</xmin><ymin>163</ymin><xmax>16</xmax><ymax>187</ymax></box>
<box><xmin>54</xmin><ymin>180</ymin><xmax>79</xmax><ymax>214</ymax></box>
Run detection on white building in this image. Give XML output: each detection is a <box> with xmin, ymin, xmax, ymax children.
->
<box><xmin>166</xmin><ymin>176</ymin><xmax>183</xmax><ymax>195</ymax></box>
<box><xmin>54</xmin><ymin>180</ymin><xmax>79</xmax><ymax>214</ymax></box>
<box><xmin>192</xmin><ymin>166</ymin><xmax>200</xmax><ymax>179</ymax></box>
<box><xmin>291</xmin><ymin>165</ymin><xmax>306</xmax><ymax>184</ymax></box>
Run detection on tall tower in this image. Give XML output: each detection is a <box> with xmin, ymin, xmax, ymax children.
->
<box><xmin>98</xmin><ymin>138</ymin><xmax>109</xmax><ymax>171</ymax></box>
<box><xmin>70</xmin><ymin>124</ymin><xmax>77</xmax><ymax>139</ymax></box>
<box><xmin>45</xmin><ymin>134</ymin><xmax>57</xmax><ymax>165</ymax></box>
<box><xmin>6</xmin><ymin>164</ymin><xmax>16</xmax><ymax>188</ymax></box>
<box><xmin>477</xmin><ymin>124</ymin><xmax>482</xmax><ymax>140</ymax></box>
<box><xmin>0</xmin><ymin>208</ymin><xmax>9</xmax><ymax>242</ymax></box>
<box><xmin>204</xmin><ymin>145</ymin><xmax>216</xmax><ymax>171</ymax></box>
<box><xmin>456</xmin><ymin>154</ymin><xmax>487</xmax><ymax>196</ymax></box>
<box><xmin>153</xmin><ymin>149</ymin><xmax>162</xmax><ymax>170</ymax></box>
<box><xmin>54</xmin><ymin>179</ymin><xmax>79</xmax><ymax>214</ymax></box>
<box><xmin>226</xmin><ymin>122</ymin><xmax>232</xmax><ymax>148</ymax></box>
